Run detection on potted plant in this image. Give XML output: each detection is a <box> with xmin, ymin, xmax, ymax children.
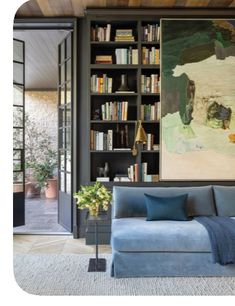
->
<box><xmin>73</xmin><ymin>182</ymin><xmax>112</xmax><ymax>217</ymax></box>
<box><xmin>31</xmin><ymin>149</ymin><xmax>57</xmax><ymax>199</ymax></box>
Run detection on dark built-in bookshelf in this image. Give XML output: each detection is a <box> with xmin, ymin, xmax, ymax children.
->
<box><xmin>88</xmin><ymin>18</ymin><xmax>161</xmax><ymax>185</ymax></box>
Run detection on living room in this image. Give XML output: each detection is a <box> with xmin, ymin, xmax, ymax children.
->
<box><xmin>3</xmin><ymin>0</ymin><xmax>235</xmax><ymax>300</ymax></box>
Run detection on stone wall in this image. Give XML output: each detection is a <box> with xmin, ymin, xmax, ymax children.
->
<box><xmin>25</xmin><ymin>91</ymin><xmax>57</xmax><ymax>152</ymax></box>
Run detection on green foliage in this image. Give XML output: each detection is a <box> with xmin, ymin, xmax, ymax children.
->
<box><xmin>29</xmin><ymin>149</ymin><xmax>57</xmax><ymax>188</ymax></box>
<box><xmin>73</xmin><ymin>182</ymin><xmax>112</xmax><ymax>217</ymax></box>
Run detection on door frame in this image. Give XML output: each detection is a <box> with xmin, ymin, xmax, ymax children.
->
<box><xmin>13</xmin><ymin>18</ymin><xmax>78</xmax><ymax>237</ymax></box>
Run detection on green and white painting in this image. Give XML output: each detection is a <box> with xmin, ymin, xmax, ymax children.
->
<box><xmin>161</xmin><ymin>19</ymin><xmax>235</xmax><ymax>180</ymax></box>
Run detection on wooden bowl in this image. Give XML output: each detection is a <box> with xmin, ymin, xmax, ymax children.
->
<box><xmin>228</xmin><ymin>134</ymin><xmax>235</xmax><ymax>143</ymax></box>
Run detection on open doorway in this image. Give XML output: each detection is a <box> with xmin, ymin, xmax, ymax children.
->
<box><xmin>13</xmin><ymin>29</ymin><xmax>72</xmax><ymax>234</ymax></box>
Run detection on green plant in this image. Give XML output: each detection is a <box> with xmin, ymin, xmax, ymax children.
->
<box><xmin>73</xmin><ymin>182</ymin><xmax>112</xmax><ymax>217</ymax></box>
<box><xmin>30</xmin><ymin>149</ymin><xmax>57</xmax><ymax>188</ymax></box>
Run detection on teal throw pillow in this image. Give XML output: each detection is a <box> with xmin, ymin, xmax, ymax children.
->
<box><xmin>144</xmin><ymin>193</ymin><xmax>189</xmax><ymax>221</ymax></box>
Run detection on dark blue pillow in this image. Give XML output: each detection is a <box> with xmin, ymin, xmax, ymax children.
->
<box><xmin>144</xmin><ymin>193</ymin><xmax>189</xmax><ymax>221</ymax></box>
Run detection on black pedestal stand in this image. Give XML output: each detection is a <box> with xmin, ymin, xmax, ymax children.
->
<box><xmin>87</xmin><ymin>217</ymin><xmax>106</xmax><ymax>272</ymax></box>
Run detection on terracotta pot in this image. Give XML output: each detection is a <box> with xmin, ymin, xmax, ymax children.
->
<box><xmin>45</xmin><ymin>178</ymin><xmax>58</xmax><ymax>199</ymax></box>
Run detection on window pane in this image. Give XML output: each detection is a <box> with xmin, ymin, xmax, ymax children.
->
<box><xmin>66</xmin><ymin>151</ymin><xmax>71</xmax><ymax>172</ymax></box>
<box><xmin>60</xmin><ymin>86</ymin><xmax>65</xmax><ymax>105</ymax></box>
<box><xmin>13</xmin><ymin>171</ymin><xmax>23</xmax><ymax>184</ymax></box>
<box><xmin>13</xmin><ymin>84</ymin><xmax>23</xmax><ymax>106</ymax></box>
<box><xmin>66</xmin><ymin>82</ymin><xmax>71</xmax><ymax>104</ymax></box>
<box><xmin>13</xmin><ymin>150</ymin><xmax>21</xmax><ymax>160</ymax></box>
<box><xmin>66</xmin><ymin>173</ymin><xmax>71</xmax><ymax>194</ymax></box>
<box><xmin>14</xmin><ymin>40</ymin><xmax>23</xmax><ymax>63</ymax></box>
<box><xmin>60</xmin><ymin>171</ymin><xmax>65</xmax><ymax>192</ymax></box>
<box><xmin>66</xmin><ymin>59</ymin><xmax>71</xmax><ymax>82</ymax></box>
<box><xmin>59</xmin><ymin>107</ymin><xmax>65</xmax><ymax>127</ymax></box>
<box><xmin>66</xmin><ymin>128</ymin><xmax>71</xmax><ymax>149</ymax></box>
<box><xmin>13</xmin><ymin>160</ymin><xmax>22</xmax><ymax>171</ymax></box>
<box><xmin>66</xmin><ymin>35</ymin><xmax>71</xmax><ymax>59</ymax></box>
<box><xmin>59</xmin><ymin>150</ymin><xmax>65</xmax><ymax>171</ymax></box>
<box><xmin>13</xmin><ymin>62</ymin><xmax>23</xmax><ymax>84</ymax></box>
<box><xmin>13</xmin><ymin>106</ymin><xmax>23</xmax><ymax>127</ymax></box>
<box><xmin>65</xmin><ymin>104</ymin><xmax>71</xmax><ymax>126</ymax></box>
<box><xmin>60</xmin><ymin>41</ymin><xmax>65</xmax><ymax>63</ymax></box>
<box><xmin>13</xmin><ymin>128</ymin><xmax>23</xmax><ymax>149</ymax></box>
<box><xmin>59</xmin><ymin>128</ymin><xmax>65</xmax><ymax>149</ymax></box>
<box><xmin>60</xmin><ymin>63</ymin><xmax>65</xmax><ymax>85</ymax></box>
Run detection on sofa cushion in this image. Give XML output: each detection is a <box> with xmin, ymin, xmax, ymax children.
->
<box><xmin>145</xmin><ymin>193</ymin><xmax>188</xmax><ymax>221</ymax></box>
<box><xmin>213</xmin><ymin>186</ymin><xmax>235</xmax><ymax>217</ymax></box>
<box><xmin>113</xmin><ymin>186</ymin><xmax>216</xmax><ymax>218</ymax></box>
<box><xmin>111</xmin><ymin>217</ymin><xmax>211</xmax><ymax>252</ymax></box>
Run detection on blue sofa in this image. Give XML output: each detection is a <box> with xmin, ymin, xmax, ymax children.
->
<box><xmin>111</xmin><ymin>185</ymin><xmax>235</xmax><ymax>278</ymax></box>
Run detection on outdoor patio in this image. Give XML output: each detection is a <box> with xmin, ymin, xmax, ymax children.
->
<box><xmin>14</xmin><ymin>197</ymin><xmax>68</xmax><ymax>233</ymax></box>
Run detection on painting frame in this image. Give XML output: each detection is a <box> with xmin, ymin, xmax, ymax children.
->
<box><xmin>160</xmin><ymin>18</ymin><xmax>235</xmax><ymax>181</ymax></box>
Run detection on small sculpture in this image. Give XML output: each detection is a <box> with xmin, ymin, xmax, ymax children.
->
<box><xmin>97</xmin><ymin>162</ymin><xmax>109</xmax><ymax>177</ymax></box>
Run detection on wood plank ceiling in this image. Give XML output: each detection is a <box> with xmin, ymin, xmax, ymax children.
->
<box><xmin>16</xmin><ymin>0</ymin><xmax>235</xmax><ymax>17</ymax></box>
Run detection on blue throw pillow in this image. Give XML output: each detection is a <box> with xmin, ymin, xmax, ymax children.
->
<box><xmin>144</xmin><ymin>193</ymin><xmax>189</xmax><ymax>221</ymax></box>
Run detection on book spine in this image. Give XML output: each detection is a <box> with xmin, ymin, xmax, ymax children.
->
<box><xmin>107</xmin><ymin>129</ymin><xmax>113</xmax><ymax>150</ymax></box>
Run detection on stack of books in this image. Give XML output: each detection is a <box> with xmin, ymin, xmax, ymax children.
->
<box><xmin>140</xmin><ymin>102</ymin><xmax>160</xmax><ymax>121</ymax></box>
<box><xmin>90</xmin><ymin>129</ymin><xmax>113</xmax><ymax>151</ymax></box>
<box><xmin>95</xmin><ymin>55</ymin><xmax>112</xmax><ymax>64</ymax></box>
<box><xmin>127</xmin><ymin>163</ymin><xmax>139</xmax><ymax>182</ymax></box>
<box><xmin>141</xmin><ymin>74</ymin><xmax>160</xmax><ymax>93</ymax></box>
<box><xmin>91</xmin><ymin>24</ymin><xmax>111</xmax><ymax>41</ymax></box>
<box><xmin>114</xmin><ymin>174</ymin><xmax>131</xmax><ymax>182</ymax></box>
<box><xmin>115</xmin><ymin>29</ymin><xmax>135</xmax><ymax>41</ymax></box>
<box><xmin>141</xmin><ymin>24</ymin><xmax>160</xmax><ymax>42</ymax></box>
<box><xmin>115</xmin><ymin>48</ymin><xmax>138</xmax><ymax>64</ymax></box>
<box><xmin>142</xmin><ymin>47</ymin><xmax>160</xmax><ymax>65</ymax></box>
<box><xmin>101</xmin><ymin>101</ymin><xmax>128</xmax><ymax>121</ymax></box>
<box><xmin>91</xmin><ymin>74</ymin><xmax>113</xmax><ymax>93</ymax></box>
<box><xmin>141</xmin><ymin>162</ymin><xmax>159</xmax><ymax>182</ymax></box>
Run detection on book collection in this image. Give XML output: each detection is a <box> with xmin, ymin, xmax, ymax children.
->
<box><xmin>101</xmin><ymin>101</ymin><xmax>128</xmax><ymax>121</ymax></box>
<box><xmin>140</xmin><ymin>102</ymin><xmax>161</xmax><ymax>121</ymax></box>
<box><xmin>91</xmin><ymin>24</ymin><xmax>111</xmax><ymax>41</ymax></box>
<box><xmin>91</xmin><ymin>74</ymin><xmax>113</xmax><ymax>93</ymax></box>
<box><xmin>141</xmin><ymin>74</ymin><xmax>160</xmax><ymax>93</ymax></box>
<box><xmin>115</xmin><ymin>29</ymin><xmax>135</xmax><ymax>41</ymax></box>
<box><xmin>91</xmin><ymin>125</ymin><xmax>130</xmax><ymax>150</ymax></box>
<box><xmin>141</xmin><ymin>24</ymin><xmax>160</xmax><ymax>42</ymax></box>
<box><xmin>141</xmin><ymin>162</ymin><xmax>159</xmax><ymax>182</ymax></box>
<box><xmin>127</xmin><ymin>163</ymin><xmax>139</xmax><ymax>182</ymax></box>
<box><xmin>90</xmin><ymin>129</ymin><xmax>113</xmax><ymax>151</ymax></box>
<box><xmin>142</xmin><ymin>47</ymin><xmax>160</xmax><ymax>65</ymax></box>
<box><xmin>95</xmin><ymin>55</ymin><xmax>112</xmax><ymax>64</ymax></box>
<box><xmin>115</xmin><ymin>48</ymin><xmax>138</xmax><ymax>64</ymax></box>
<box><xmin>143</xmin><ymin>133</ymin><xmax>155</xmax><ymax>151</ymax></box>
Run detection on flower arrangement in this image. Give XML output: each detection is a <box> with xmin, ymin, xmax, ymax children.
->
<box><xmin>73</xmin><ymin>182</ymin><xmax>112</xmax><ymax>217</ymax></box>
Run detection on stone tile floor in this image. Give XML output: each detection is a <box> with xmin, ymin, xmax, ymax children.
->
<box><xmin>14</xmin><ymin>197</ymin><xmax>68</xmax><ymax>233</ymax></box>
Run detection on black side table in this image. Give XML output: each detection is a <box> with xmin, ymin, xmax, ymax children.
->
<box><xmin>87</xmin><ymin>212</ymin><xmax>107</xmax><ymax>272</ymax></box>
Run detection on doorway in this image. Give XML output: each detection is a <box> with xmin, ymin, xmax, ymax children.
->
<box><xmin>13</xmin><ymin>22</ymin><xmax>75</xmax><ymax>234</ymax></box>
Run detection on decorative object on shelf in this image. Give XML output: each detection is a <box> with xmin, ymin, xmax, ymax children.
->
<box><xmin>73</xmin><ymin>182</ymin><xmax>112</xmax><ymax>272</ymax></box>
<box><xmin>117</xmin><ymin>74</ymin><xmax>130</xmax><ymax>92</ymax></box>
<box><xmin>115</xmin><ymin>29</ymin><xmax>135</xmax><ymax>41</ymax></box>
<box><xmin>228</xmin><ymin>134</ymin><xmax>235</xmax><ymax>143</ymax></box>
<box><xmin>92</xmin><ymin>108</ymin><xmax>101</xmax><ymax>120</ymax></box>
<box><xmin>96</xmin><ymin>162</ymin><xmax>109</xmax><ymax>178</ymax></box>
<box><xmin>132</xmin><ymin>120</ymin><xmax>147</xmax><ymax>156</ymax></box>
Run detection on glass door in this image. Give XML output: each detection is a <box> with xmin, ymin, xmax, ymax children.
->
<box><xmin>13</xmin><ymin>39</ymin><xmax>25</xmax><ymax>227</ymax></box>
<box><xmin>58</xmin><ymin>32</ymin><xmax>73</xmax><ymax>232</ymax></box>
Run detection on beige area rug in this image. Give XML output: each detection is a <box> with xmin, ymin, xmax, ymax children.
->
<box><xmin>14</xmin><ymin>254</ymin><xmax>235</xmax><ymax>296</ymax></box>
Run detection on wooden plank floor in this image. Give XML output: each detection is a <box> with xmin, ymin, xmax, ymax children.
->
<box><xmin>14</xmin><ymin>235</ymin><xmax>112</xmax><ymax>254</ymax></box>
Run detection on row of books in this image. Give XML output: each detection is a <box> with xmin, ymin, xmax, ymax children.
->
<box><xmin>115</xmin><ymin>29</ymin><xmax>135</xmax><ymax>42</ymax></box>
<box><xmin>140</xmin><ymin>102</ymin><xmax>161</xmax><ymax>121</ymax></box>
<box><xmin>91</xmin><ymin>24</ymin><xmax>111</xmax><ymax>41</ymax></box>
<box><xmin>90</xmin><ymin>130</ymin><xmax>113</xmax><ymax>151</ymax></box>
<box><xmin>142</xmin><ymin>47</ymin><xmax>160</xmax><ymax>65</ymax></box>
<box><xmin>127</xmin><ymin>163</ymin><xmax>139</xmax><ymax>182</ymax></box>
<box><xmin>101</xmin><ymin>101</ymin><xmax>128</xmax><ymax>121</ymax></box>
<box><xmin>141</xmin><ymin>24</ymin><xmax>160</xmax><ymax>42</ymax></box>
<box><xmin>141</xmin><ymin>74</ymin><xmax>160</xmax><ymax>93</ymax></box>
<box><xmin>142</xmin><ymin>162</ymin><xmax>159</xmax><ymax>182</ymax></box>
<box><xmin>115</xmin><ymin>48</ymin><xmax>138</xmax><ymax>64</ymax></box>
<box><xmin>91</xmin><ymin>74</ymin><xmax>113</xmax><ymax>93</ymax></box>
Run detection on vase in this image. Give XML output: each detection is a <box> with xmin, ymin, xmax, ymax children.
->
<box><xmin>118</xmin><ymin>74</ymin><xmax>129</xmax><ymax>91</ymax></box>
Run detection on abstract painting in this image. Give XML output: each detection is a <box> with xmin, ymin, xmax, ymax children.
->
<box><xmin>161</xmin><ymin>19</ymin><xmax>235</xmax><ymax>180</ymax></box>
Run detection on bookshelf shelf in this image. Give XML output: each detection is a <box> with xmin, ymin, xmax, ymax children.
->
<box><xmin>88</xmin><ymin>16</ymin><xmax>161</xmax><ymax>185</ymax></box>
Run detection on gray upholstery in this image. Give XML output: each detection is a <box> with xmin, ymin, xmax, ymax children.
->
<box><xmin>113</xmin><ymin>186</ymin><xmax>216</xmax><ymax>218</ymax></box>
<box><xmin>213</xmin><ymin>185</ymin><xmax>235</xmax><ymax>217</ymax></box>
